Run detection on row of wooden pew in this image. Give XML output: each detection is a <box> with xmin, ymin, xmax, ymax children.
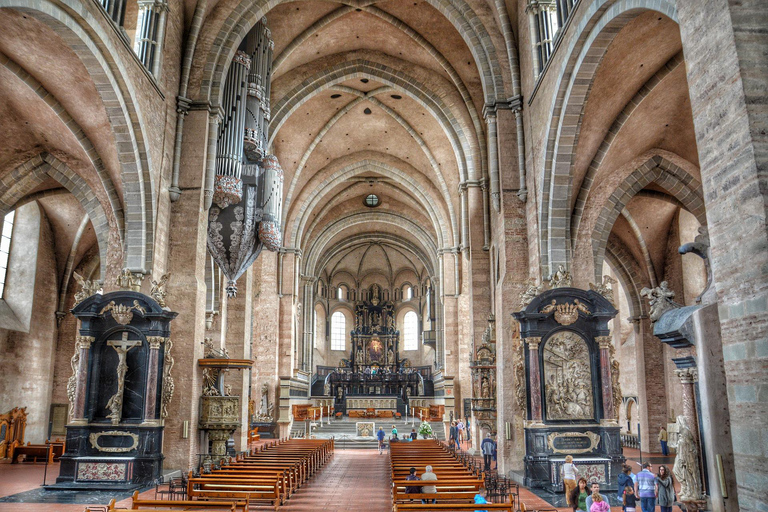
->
<box><xmin>390</xmin><ymin>440</ymin><xmax>515</xmax><ymax>511</ymax></box>
<box><xmin>90</xmin><ymin>438</ymin><xmax>333</xmax><ymax>511</ymax></box>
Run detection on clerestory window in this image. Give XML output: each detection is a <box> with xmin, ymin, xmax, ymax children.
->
<box><xmin>331</xmin><ymin>311</ymin><xmax>346</xmax><ymax>351</ymax></box>
<box><xmin>0</xmin><ymin>211</ymin><xmax>15</xmax><ymax>298</ymax></box>
<box><xmin>403</xmin><ymin>311</ymin><xmax>418</xmax><ymax>351</ymax></box>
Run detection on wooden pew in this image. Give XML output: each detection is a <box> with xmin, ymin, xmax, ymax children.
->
<box><xmin>394</xmin><ymin>504</ymin><xmax>514</xmax><ymax>511</ymax></box>
<box><xmin>127</xmin><ymin>491</ymin><xmax>247</xmax><ymax>512</ymax></box>
<box><xmin>10</xmin><ymin>442</ymin><xmax>53</xmax><ymax>464</ymax></box>
<box><xmin>187</xmin><ymin>472</ymin><xmax>281</xmax><ymax>511</ymax></box>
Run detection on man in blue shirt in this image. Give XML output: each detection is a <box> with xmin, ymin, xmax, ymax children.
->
<box><xmin>377</xmin><ymin>427</ymin><xmax>386</xmax><ymax>454</ymax></box>
<box><xmin>635</xmin><ymin>462</ymin><xmax>656</xmax><ymax>512</ymax></box>
<box><xmin>585</xmin><ymin>482</ymin><xmax>607</xmax><ymax>511</ymax></box>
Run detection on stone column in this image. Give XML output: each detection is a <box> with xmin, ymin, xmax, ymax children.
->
<box><xmin>143</xmin><ymin>336</ymin><xmax>165</xmax><ymax>423</ymax></box>
<box><xmin>597</xmin><ymin>335</ymin><xmax>615</xmax><ymax>422</ymax></box>
<box><xmin>70</xmin><ymin>335</ymin><xmax>94</xmax><ymax>425</ymax></box>
<box><xmin>483</xmin><ymin>106</ymin><xmax>500</xmax><ymax>212</ymax></box>
<box><xmin>674</xmin><ymin>365</ymin><xmax>700</xmax><ymax>446</ymax></box>
<box><xmin>526</xmin><ymin>337</ymin><xmax>543</xmax><ymax>422</ymax></box>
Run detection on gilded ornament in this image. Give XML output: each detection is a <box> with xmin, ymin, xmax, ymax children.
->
<box><xmin>160</xmin><ymin>338</ymin><xmax>175</xmax><ymax>418</ymax></box>
<box><xmin>150</xmin><ymin>273</ymin><xmax>170</xmax><ymax>308</ymax></box>
<box><xmin>100</xmin><ymin>300</ymin><xmax>146</xmax><ymax>325</ymax></box>
<box><xmin>116</xmin><ymin>269</ymin><xmax>143</xmax><ymax>292</ymax></box>
<box><xmin>89</xmin><ymin>430</ymin><xmax>139</xmax><ymax>453</ymax></box>
<box><xmin>540</xmin><ymin>299</ymin><xmax>591</xmax><ymax>325</ymax></box>
<box><xmin>72</xmin><ymin>272</ymin><xmax>102</xmax><ymax>307</ymax></box>
<box><xmin>546</xmin><ymin>431</ymin><xmax>601</xmax><ymax>454</ymax></box>
<box><xmin>589</xmin><ymin>275</ymin><xmax>616</xmax><ymax>305</ymax></box>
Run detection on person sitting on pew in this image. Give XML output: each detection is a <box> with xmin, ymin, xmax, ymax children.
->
<box><xmin>420</xmin><ymin>465</ymin><xmax>438</xmax><ymax>504</ymax></box>
<box><xmin>410</xmin><ymin>429</ymin><xmax>418</xmax><ymax>441</ymax></box>
<box><xmin>404</xmin><ymin>467</ymin><xmax>421</xmax><ymax>502</ymax></box>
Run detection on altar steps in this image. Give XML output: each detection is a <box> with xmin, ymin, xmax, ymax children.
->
<box><xmin>290</xmin><ymin>419</ymin><xmax>446</xmax><ymax>449</ymax></box>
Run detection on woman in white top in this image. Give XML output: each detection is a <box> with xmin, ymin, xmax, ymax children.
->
<box><xmin>561</xmin><ymin>455</ymin><xmax>578</xmax><ymax>506</ymax></box>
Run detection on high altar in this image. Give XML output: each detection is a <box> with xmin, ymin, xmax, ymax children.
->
<box><xmin>514</xmin><ymin>286</ymin><xmax>625</xmax><ymax>491</ymax></box>
<box><xmin>351</xmin><ymin>284</ymin><xmax>399</xmax><ymax>371</ymax></box>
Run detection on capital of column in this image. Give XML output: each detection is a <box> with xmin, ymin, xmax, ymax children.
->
<box><xmin>77</xmin><ymin>335</ymin><xmax>95</xmax><ymax>349</ymax></box>
<box><xmin>596</xmin><ymin>336</ymin><xmax>612</xmax><ymax>350</ymax></box>
<box><xmin>525</xmin><ymin>336</ymin><xmax>542</xmax><ymax>350</ymax></box>
<box><xmin>675</xmin><ymin>367</ymin><xmax>698</xmax><ymax>384</ymax></box>
<box><xmin>147</xmin><ymin>336</ymin><xmax>166</xmax><ymax>350</ymax></box>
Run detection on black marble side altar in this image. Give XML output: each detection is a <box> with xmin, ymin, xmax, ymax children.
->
<box><xmin>49</xmin><ymin>290</ymin><xmax>177</xmax><ymax>491</ymax></box>
<box><xmin>514</xmin><ymin>287</ymin><xmax>625</xmax><ymax>491</ymax></box>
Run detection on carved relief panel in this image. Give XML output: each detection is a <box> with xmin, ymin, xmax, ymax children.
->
<box><xmin>542</xmin><ymin>331</ymin><xmax>594</xmax><ymax>421</ymax></box>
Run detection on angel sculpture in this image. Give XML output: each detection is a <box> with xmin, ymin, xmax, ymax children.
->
<box><xmin>150</xmin><ymin>273</ymin><xmax>170</xmax><ymax>308</ymax></box>
<box><xmin>73</xmin><ymin>272</ymin><xmax>102</xmax><ymax>307</ymax></box>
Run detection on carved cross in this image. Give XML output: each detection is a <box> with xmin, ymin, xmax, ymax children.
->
<box><xmin>105</xmin><ymin>332</ymin><xmax>142</xmax><ymax>425</ymax></box>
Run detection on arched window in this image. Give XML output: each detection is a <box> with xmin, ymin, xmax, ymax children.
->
<box><xmin>404</xmin><ymin>285</ymin><xmax>412</xmax><ymax>301</ymax></box>
<box><xmin>403</xmin><ymin>311</ymin><xmax>418</xmax><ymax>351</ymax></box>
<box><xmin>331</xmin><ymin>311</ymin><xmax>346</xmax><ymax>351</ymax></box>
<box><xmin>0</xmin><ymin>211</ymin><xmax>15</xmax><ymax>297</ymax></box>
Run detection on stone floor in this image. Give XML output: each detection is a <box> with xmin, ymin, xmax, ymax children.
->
<box><xmin>0</xmin><ymin>445</ymin><xmax>681</xmax><ymax>511</ymax></box>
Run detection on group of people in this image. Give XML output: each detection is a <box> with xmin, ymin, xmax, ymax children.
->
<box><xmin>448</xmin><ymin>419</ymin><xmax>470</xmax><ymax>450</ymax></box>
<box><xmin>562</xmin><ymin>458</ymin><xmax>676</xmax><ymax>512</ymax></box>
<box><xmin>377</xmin><ymin>425</ymin><xmax>418</xmax><ymax>453</ymax></box>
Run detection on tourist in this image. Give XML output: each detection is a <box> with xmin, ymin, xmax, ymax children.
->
<box><xmin>420</xmin><ymin>465</ymin><xmax>438</xmax><ymax>504</ymax></box>
<box><xmin>589</xmin><ymin>492</ymin><xmax>610</xmax><ymax>512</ymax></box>
<box><xmin>617</xmin><ymin>465</ymin><xmax>634</xmax><ymax>506</ymax></box>
<box><xmin>561</xmin><ymin>455</ymin><xmax>578</xmax><ymax>506</ymax></box>
<box><xmin>622</xmin><ymin>485</ymin><xmax>637</xmax><ymax>512</ymax></box>
<box><xmin>410</xmin><ymin>428</ymin><xmax>418</xmax><ymax>441</ymax></box>
<box><xmin>491</xmin><ymin>434</ymin><xmax>497</xmax><ymax>469</ymax></box>
<box><xmin>658</xmin><ymin>426</ymin><xmax>668</xmax><ymax>456</ymax></box>
<box><xmin>404</xmin><ymin>467</ymin><xmax>421</xmax><ymax>500</ymax></box>
<box><xmin>449</xmin><ymin>421</ymin><xmax>459</xmax><ymax>450</ymax></box>
<box><xmin>635</xmin><ymin>462</ymin><xmax>656</xmax><ymax>512</ymax></box>
<box><xmin>377</xmin><ymin>427</ymin><xmax>386</xmax><ymax>454</ymax></box>
<box><xmin>392</xmin><ymin>424</ymin><xmax>398</xmax><ymax>438</ymax></box>
<box><xmin>568</xmin><ymin>478</ymin><xmax>589</xmax><ymax>512</ymax></box>
<box><xmin>656</xmin><ymin>465</ymin><xmax>675</xmax><ymax>512</ymax></box>
<box><xmin>457</xmin><ymin>418</ymin><xmax>465</xmax><ymax>445</ymax></box>
<box><xmin>585</xmin><ymin>482</ymin><xmax>607</xmax><ymax>511</ymax></box>
<box><xmin>481</xmin><ymin>432</ymin><xmax>495</xmax><ymax>471</ymax></box>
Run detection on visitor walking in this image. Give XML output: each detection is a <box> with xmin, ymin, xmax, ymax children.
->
<box><xmin>561</xmin><ymin>455</ymin><xmax>578</xmax><ymax>507</ymax></box>
<box><xmin>635</xmin><ymin>462</ymin><xmax>656</xmax><ymax>512</ymax></box>
<box><xmin>377</xmin><ymin>427</ymin><xmax>386</xmax><ymax>454</ymax></box>
<box><xmin>659</xmin><ymin>426</ymin><xmax>668</xmax><ymax>456</ymax></box>
<box><xmin>622</xmin><ymin>486</ymin><xmax>637</xmax><ymax>512</ymax></box>
<box><xmin>617</xmin><ymin>464</ymin><xmax>634</xmax><ymax>508</ymax></box>
<box><xmin>656</xmin><ymin>465</ymin><xmax>675</xmax><ymax>512</ymax></box>
<box><xmin>585</xmin><ymin>482</ymin><xmax>607</xmax><ymax>511</ymax></box>
<box><xmin>481</xmin><ymin>432</ymin><xmax>495</xmax><ymax>471</ymax></box>
<box><xmin>568</xmin><ymin>478</ymin><xmax>589</xmax><ymax>512</ymax></box>
<box><xmin>457</xmin><ymin>419</ymin><xmax>465</xmax><ymax>445</ymax></box>
<box><xmin>449</xmin><ymin>421</ymin><xmax>459</xmax><ymax>450</ymax></box>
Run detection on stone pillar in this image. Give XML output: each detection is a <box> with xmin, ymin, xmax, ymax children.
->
<box><xmin>633</xmin><ymin>317</ymin><xmax>666</xmax><ymax>453</ymax></box>
<box><xmin>70</xmin><ymin>335</ymin><xmax>94</xmax><ymax>425</ymax></box>
<box><xmin>677</xmin><ymin>1</ymin><xmax>767</xmax><ymax>509</ymax></box>
<box><xmin>483</xmin><ymin>106</ymin><xmax>500</xmax><ymax>212</ymax></box>
<box><xmin>674</xmin><ymin>364</ymin><xmax>700</xmax><ymax>447</ymax></box>
<box><xmin>143</xmin><ymin>336</ymin><xmax>164</xmax><ymax>423</ymax></box>
<box><xmin>597</xmin><ymin>335</ymin><xmax>615</xmax><ymax>422</ymax></box>
<box><xmin>526</xmin><ymin>337</ymin><xmax>543</xmax><ymax>422</ymax></box>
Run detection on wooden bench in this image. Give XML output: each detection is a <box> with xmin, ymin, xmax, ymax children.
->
<box><xmin>187</xmin><ymin>472</ymin><xmax>281</xmax><ymax>511</ymax></box>
<box><xmin>10</xmin><ymin>442</ymin><xmax>53</xmax><ymax>464</ymax></box>
<box><xmin>126</xmin><ymin>491</ymin><xmax>247</xmax><ymax>511</ymax></box>
<box><xmin>394</xmin><ymin>504</ymin><xmax>514</xmax><ymax>511</ymax></box>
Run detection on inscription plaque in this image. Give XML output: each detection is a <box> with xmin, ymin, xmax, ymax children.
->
<box><xmin>547</xmin><ymin>431</ymin><xmax>600</xmax><ymax>454</ymax></box>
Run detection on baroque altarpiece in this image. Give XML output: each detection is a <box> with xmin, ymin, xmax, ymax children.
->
<box><xmin>350</xmin><ymin>284</ymin><xmax>400</xmax><ymax>371</ymax></box>
<box><xmin>470</xmin><ymin>314</ymin><xmax>497</xmax><ymax>433</ymax></box>
<box><xmin>514</xmin><ymin>286</ymin><xmax>625</xmax><ymax>491</ymax></box>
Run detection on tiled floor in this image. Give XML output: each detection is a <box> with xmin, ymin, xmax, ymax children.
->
<box><xmin>0</xmin><ymin>446</ymin><xmax>683</xmax><ymax>512</ymax></box>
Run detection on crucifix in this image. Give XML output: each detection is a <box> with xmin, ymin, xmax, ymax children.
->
<box><xmin>106</xmin><ymin>332</ymin><xmax>142</xmax><ymax>425</ymax></box>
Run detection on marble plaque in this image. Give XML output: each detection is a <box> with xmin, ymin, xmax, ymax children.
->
<box><xmin>547</xmin><ymin>432</ymin><xmax>600</xmax><ymax>454</ymax></box>
<box><xmin>76</xmin><ymin>462</ymin><xmax>128</xmax><ymax>481</ymax></box>
<box><xmin>356</xmin><ymin>422</ymin><xmax>375</xmax><ymax>437</ymax></box>
<box><xmin>543</xmin><ymin>331</ymin><xmax>594</xmax><ymax>420</ymax></box>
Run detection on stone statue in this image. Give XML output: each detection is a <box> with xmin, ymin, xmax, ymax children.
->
<box><xmin>519</xmin><ymin>277</ymin><xmax>543</xmax><ymax>308</ymax></box>
<box><xmin>117</xmin><ymin>268</ymin><xmax>143</xmax><ymax>292</ymax></box>
<box><xmin>72</xmin><ymin>272</ymin><xmax>102</xmax><ymax>307</ymax></box>
<box><xmin>150</xmin><ymin>273</ymin><xmax>170</xmax><ymax>308</ymax></box>
<box><xmin>549</xmin><ymin>265</ymin><xmax>572</xmax><ymax>288</ymax></box>
<box><xmin>673</xmin><ymin>415</ymin><xmax>703</xmax><ymax>500</ymax></box>
<box><xmin>640</xmin><ymin>281</ymin><xmax>680</xmax><ymax>322</ymax></box>
<box><xmin>324</xmin><ymin>379</ymin><xmax>331</xmax><ymax>396</ymax></box>
<box><xmin>481</xmin><ymin>375</ymin><xmax>490</xmax><ymax>398</ymax></box>
<box><xmin>589</xmin><ymin>275</ymin><xmax>616</xmax><ymax>305</ymax></box>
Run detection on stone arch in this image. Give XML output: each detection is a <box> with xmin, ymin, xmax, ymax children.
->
<box><xmin>0</xmin><ymin>154</ymin><xmax>114</xmax><ymax>278</ymax></box>
<box><xmin>288</xmin><ymin>158</ymin><xmax>456</xmax><ymax>250</ymax></box>
<box><xmin>590</xmin><ymin>154</ymin><xmax>705</xmax><ymax>283</ymax></box>
<box><xmin>604</xmin><ymin>235</ymin><xmax>649</xmax><ymax>320</ymax></box>
<box><xmin>270</xmin><ymin>58</ymin><xmax>477</xmax><ymax>182</ymax></box>
<box><xmin>194</xmin><ymin>0</ymin><xmax>508</xmax><ymax>108</ymax></box>
<box><xmin>0</xmin><ymin>0</ymin><xmax>156</xmax><ymax>272</ymax></box>
<box><xmin>537</xmin><ymin>0</ymin><xmax>678</xmax><ymax>277</ymax></box>
<box><xmin>306</xmin><ymin>216</ymin><xmax>438</xmax><ymax>279</ymax></box>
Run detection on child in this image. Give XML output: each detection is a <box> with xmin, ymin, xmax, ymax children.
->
<box><xmin>589</xmin><ymin>492</ymin><xmax>610</xmax><ymax>512</ymax></box>
<box><xmin>623</xmin><ymin>485</ymin><xmax>637</xmax><ymax>512</ymax></box>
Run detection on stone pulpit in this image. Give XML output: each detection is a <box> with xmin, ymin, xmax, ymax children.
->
<box><xmin>51</xmin><ymin>290</ymin><xmax>177</xmax><ymax>490</ymax></box>
<box><xmin>514</xmin><ymin>286</ymin><xmax>625</xmax><ymax>491</ymax></box>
